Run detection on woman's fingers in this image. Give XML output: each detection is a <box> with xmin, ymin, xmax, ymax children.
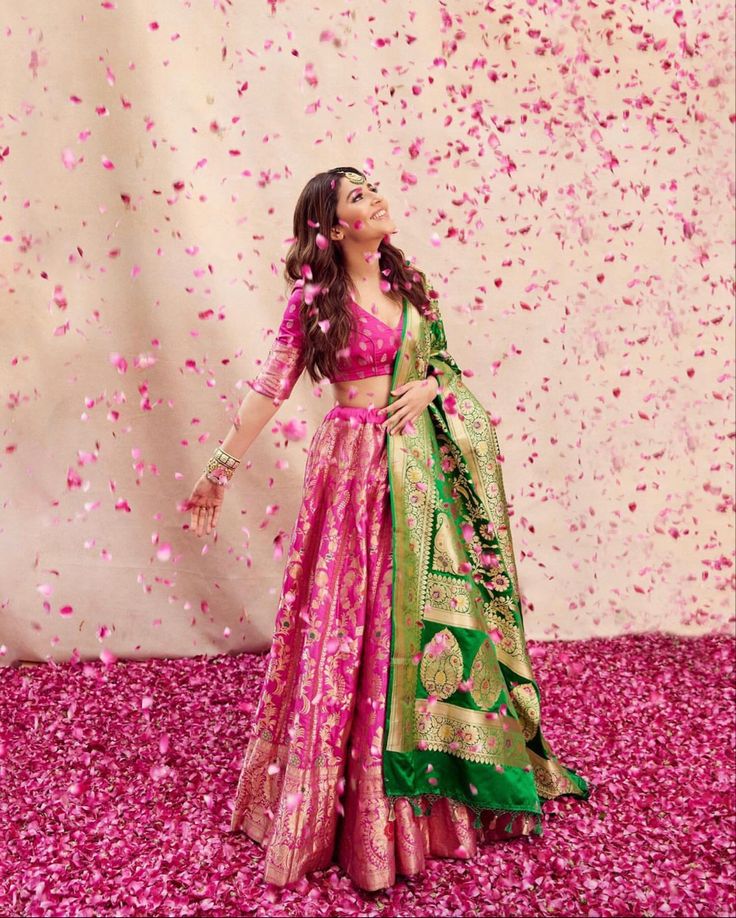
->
<box><xmin>187</xmin><ymin>477</ymin><xmax>224</xmax><ymax>537</ymax></box>
<box><xmin>189</xmin><ymin>502</ymin><xmax>222</xmax><ymax>537</ymax></box>
<box><xmin>191</xmin><ymin>504</ymin><xmax>207</xmax><ymax>537</ymax></box>
<box><xmin>386</xmin><ymin>408</ymin><xmax>413</xmax><ymax>434</ymax></box>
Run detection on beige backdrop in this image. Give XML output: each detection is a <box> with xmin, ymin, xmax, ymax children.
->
<box><xmin>1</xmin><ymin>1</ymin><xmax>734</xmax><ymax>667</ymax></box>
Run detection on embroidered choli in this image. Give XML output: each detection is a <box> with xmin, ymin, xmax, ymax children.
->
<box><xmin>248</xmin><ymin>283</ymin><xmax>406</xmax><ymax>404</ymax></box>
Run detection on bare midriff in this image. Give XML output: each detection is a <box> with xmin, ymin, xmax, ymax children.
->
<box><xmin>332</xmin><ymin>374</ymin><xmax>394</xmax><ymax>410</ymax></box>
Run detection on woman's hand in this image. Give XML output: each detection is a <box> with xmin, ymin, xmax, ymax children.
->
<box><xmin>380</xmin><ymin>376</ymin><xmax>440</xmax><ymax>435</ymax></box>
<box><xmin>185</xmin><ymin>475</ymin><xmax>225</xmax><ymax>537</ymax></box>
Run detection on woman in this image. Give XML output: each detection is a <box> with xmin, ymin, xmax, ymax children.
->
<box><xmin>186</xmin><ymin>166</ymin><xmax>591</xmax><ymax>892</ymax></box>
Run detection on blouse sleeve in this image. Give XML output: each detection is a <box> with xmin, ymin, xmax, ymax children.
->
<box><xmin>248</xmin><ymin>285</ymin><xmax>306</xmax><ymax>405</ymax></box>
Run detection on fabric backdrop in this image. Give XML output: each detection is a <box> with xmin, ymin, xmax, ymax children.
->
<box><xmin>1</xmin><ymin>0</ymin><xmax>733</xmax><ymax>666</ymax></box>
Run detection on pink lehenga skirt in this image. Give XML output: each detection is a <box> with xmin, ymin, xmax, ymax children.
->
<box><xmin>229</xmin><ymin>404</ymin><xmax>540</xmax><ymax>892</ymax></box>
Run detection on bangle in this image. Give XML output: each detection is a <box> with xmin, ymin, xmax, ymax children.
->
<box><xmin>203</xmin><ymin>445</ymin><xmax>240</xmax><ymax>486</ymax></box>
<box><xmin>205</xmin><ymin>467</ymin><xmax>231</xmax><ymax>487</ymax></box>
<box><xmin>213</xmin><ymin>446</ymin><xmax>240</xmax><ymax>469</ymax></box>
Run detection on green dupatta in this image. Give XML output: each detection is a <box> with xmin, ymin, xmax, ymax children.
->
<box><xmin>383</xmin><ymin>271</ymin><xmax>590</xmax><ymax>832</ymax></box>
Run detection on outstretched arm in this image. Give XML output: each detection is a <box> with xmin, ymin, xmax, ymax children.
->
<box><xmin>218</xmin><ymin>387</ymin><xmax>283</xmax><ymax>461</ymax></box>
<box><xmin>185</xmin><ymin>285</ymin><xmax>306</xmax><ymax>536</ymax></box>
<box><xmin>211</xmin><ymin>282</ymin><xmax>307</xmax><ymax>465</ymax></box>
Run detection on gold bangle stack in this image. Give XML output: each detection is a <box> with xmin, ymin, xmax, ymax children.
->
<box><xmin>204</xmin><ymin>446</ymin><xmax>240</xmax><ymax>487</ymax></box>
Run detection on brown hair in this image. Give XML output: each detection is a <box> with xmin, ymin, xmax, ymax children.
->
<box><xmin>282</xmin><ymin>166</ymin><xmax>437</xmax><ymax>385</ymax></box>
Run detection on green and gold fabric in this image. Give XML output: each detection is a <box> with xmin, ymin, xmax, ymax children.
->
<box><xmin>383</xmin><ymin>268</ymin><xmax>590</xmax><ymax>832</ymax></box>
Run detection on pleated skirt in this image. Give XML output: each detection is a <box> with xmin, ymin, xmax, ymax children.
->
<box><xmin>229</xmin><ymin>404</ymin><xmax>540</xmax><ymax>892</ymax></box>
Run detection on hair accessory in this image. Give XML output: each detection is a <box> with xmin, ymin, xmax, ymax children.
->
<box><xmin>331</xmin><ymin>168</ymin><xmax>365</xmax><ymax>184</ymax></box>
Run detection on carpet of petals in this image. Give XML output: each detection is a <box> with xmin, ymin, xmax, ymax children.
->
<box><xmin>1</xmin><ymin>631</ymin><xmax>733</xmax><ymax>917</ymax></box>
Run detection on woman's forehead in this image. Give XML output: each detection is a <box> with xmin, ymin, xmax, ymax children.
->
<box><xmin>339</xmin><ymin>173</ymin><xmax>372</xmax><ymax>201</ymax></box>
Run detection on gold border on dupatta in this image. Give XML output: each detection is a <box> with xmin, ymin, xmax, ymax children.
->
<box><xmin>414</xmin><ymin>699</ymin><xmax>530</xmax><ymax>767</ymax></box>
<box><xmin>385</xmin><ymin>300</ymin><xmax>434</xmax><ymax>754</ymax></box>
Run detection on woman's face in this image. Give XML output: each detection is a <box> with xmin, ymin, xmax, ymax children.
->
<box><xmin>331</xmin><ymin>175</ymin><xmax>397</xmax><ymax>244</ymax></box>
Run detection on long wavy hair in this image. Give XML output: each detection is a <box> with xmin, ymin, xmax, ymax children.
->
<box><xmin>282</xmin><ymin>166</ymin><xmax>438</xmax><ymax>385</ymax></box>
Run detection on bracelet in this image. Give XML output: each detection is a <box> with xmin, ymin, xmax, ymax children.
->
<box><xmin>212</xmin><ymin>446</ymin><xmax>240</xmax><ymax>469</ymax></box>
<box><xmin>203</xmin><ymin>446</ymin><xmax>240</xmax><ymax>487</ymax></box>
<box><xmin>205</xmin><ymin>467</ymin><xmax>231</xmax><ymax>487</ymax></box>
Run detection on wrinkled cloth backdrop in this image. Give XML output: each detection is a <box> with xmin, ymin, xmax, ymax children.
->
<box><xmin>1</xmin><ymin>1</ymin><xmax>732</xmax><ymax>665</ymax></box>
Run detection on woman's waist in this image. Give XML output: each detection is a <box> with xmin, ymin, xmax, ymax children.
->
<box><xmin>331</xmin><ymin>372</ymin><xmax>393</xmax><ymax>410</ymax></box>
<box><xmin>324</xmin><ymin>403</ymin><xmax>387</xmax><ymax>424</ymax></box>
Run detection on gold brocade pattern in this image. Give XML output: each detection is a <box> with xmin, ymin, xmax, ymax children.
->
<box><xmin>427</xmin><ymin>572</ymin><xmax>474</xmax><ymax>615</ymax></box>
<box><xmin>249</xmin><ymin>338</ymin><xmax>305</xmax><ymax>405</ymax></box>
<box><xmin>481</xmin><ymin>596</ymin><xmax>529</xmax><ymax>662</ymax></box>
<box><xmin>442</xmin><ymin>390</ymin><xmax>521</xmax><ymax>603</ymax></box>
<box><xmin>419</xmin><ymin>628</ymin><xmax>464</xmax><ymax>700</ymax></box>
<box><xmin>528</xmin><ymin>746</ymin><xmax>582</xmax><ymax>797</ymax></box>
<box><xmin>469</xmin><ymin>638</ymin><xmax>504</xmax><ymax>710</ymax></box>
<box><xmin>230</xmin><ymin>735</ymin><xmax>341</xmax><ymax>884</ymax></box>
<box><xmin>414</xmin><ymin>698</ymin><xmax>530</xmax><ymax>766</ymax></box>
<box><xmin>433</xmin><ymin>511</ymin><xmax>465</xmax><ymax>574</ymax></box>
<box><xmin>510</xmin><ymin>682</ymin><xmax>542</xmax><ymax>742</ymax></box>
<box><xmin>432</xmin><ymin>356</ymin><xmax>535</xmax><ymax>681</ymax></box>
<box><xmin>383</xmin><ymin>303</ymin><xmax>436</xmax><ymax>754</ymax></box>
<box><xmin>386</xmin><ymin>293</ymin><xmax>537</xmax><ymax>757</ymax></box>
<box><xmin>383</xmin><ymin>269</ymin><xmax>588</xmax><ymax>825</ymax></box>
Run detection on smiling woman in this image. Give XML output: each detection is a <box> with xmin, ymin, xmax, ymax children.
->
<box><xmin>326</xmin><ymin>172</ymin><xmax>411</xmax><ymax>411</ymax></box>
<box><xmin>186</xmin><ymin>166</ymin><xmax>591</xmax><ymax>893</ymax></box>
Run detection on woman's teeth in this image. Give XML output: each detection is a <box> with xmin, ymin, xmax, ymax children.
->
<box><xmin>371</xmin><ymin>209</ymin><xmax>387</xmax><ymax>220</ymax></box>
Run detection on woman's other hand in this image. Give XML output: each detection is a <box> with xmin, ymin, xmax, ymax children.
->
<box><xmin>185</xmin><ymin>475</ymin><xmax>225</xmax><ymax>537</ymax></box>
<box><xmin>380</xmin><ymin>376</ymin><xmax>440</xmax><ymax>435</ymax></box>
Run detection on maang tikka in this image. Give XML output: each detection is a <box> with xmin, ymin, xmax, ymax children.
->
<box><xmin>332</xmin><ymin>169</ymin><xmax>365</xmax><ymax>184</ymax></box>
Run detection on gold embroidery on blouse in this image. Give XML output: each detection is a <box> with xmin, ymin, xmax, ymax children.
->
<box><xmin>251</xmin><ymin>339</ymin><xmax>304</xmax><ymax>402</ymax></box>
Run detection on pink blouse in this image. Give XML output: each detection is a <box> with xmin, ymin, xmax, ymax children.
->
<box><xmin>248</xmin><ymin>283</ymin><xmax>406</xmax><ymax>403</ymax></box>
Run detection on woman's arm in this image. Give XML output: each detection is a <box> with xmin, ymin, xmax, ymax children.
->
<box><xmin>207</xmin><ymin>286</ymin><xmax>306</xmax><ymax>467</ymax></box>
<box><xmin>186</xmin><ymin>287</ymin><xmax>307</xmax><ymax>536</ymax></box>
<box><xmin>217</xmin><ymin>387</ymin><xmax>282</xmax><ymax>461</ymax></box>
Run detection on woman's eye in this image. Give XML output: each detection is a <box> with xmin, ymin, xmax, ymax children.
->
<box><xmin>354</xmin><ymin>183</ymin><xmax>378</xmax><ymax>201</ymax></box>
